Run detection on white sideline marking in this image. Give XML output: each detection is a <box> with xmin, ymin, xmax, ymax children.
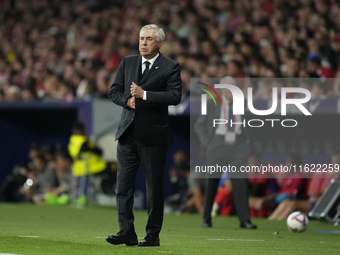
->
<box><xmin>18</xmin><ymin>236</ymin><xmax>38</xmax><ymax>238</ymax></box>
<box><xmin>0</xmin><ymin>253</ymin><xmax>21</xmax><ymax>255</ymax></box>
<box><xmin>320</xmin><ymin>241</ymin><xmax>340</xmax><ymax>244</ymax></box>
<box><xmin>207</xmin><ymin>238</ymin><xmax>264</xmax><ymax>242</ymax></box>
<box><xmin>158</xmin><ymin>252</ymin><xmax>172</xmax><ymax>254</ymax></box>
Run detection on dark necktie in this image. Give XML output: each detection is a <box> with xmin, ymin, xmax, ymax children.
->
<box><xmin>228</xmin><ymin>102</ymin><xmax>234</xmax><ymax>132</ymax></box>
<box><xmin>142</xmin><ymin>61</ymin><xmax>150</xmax><ymax>79</ymax></box>
<box><xmin>225</xmin><ymin>102</ymin><xmax>236</xmax><ymax>144</ymax></box>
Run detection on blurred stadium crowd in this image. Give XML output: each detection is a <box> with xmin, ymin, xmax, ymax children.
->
<box><xmin>1</xmin><ymin>0</ymin><xmax>340</xmax><ymax>102</ymax></box>
<box><xmin>0</xmin><ymin>122</ymin><xmax>117</xmax><ymax>205</ymax></box>
<box><xmin>1</xmin><ymin>0</ymin><xmax>340</xmax><ymax>221</ymax></box>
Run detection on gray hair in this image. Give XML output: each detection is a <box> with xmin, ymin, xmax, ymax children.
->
<box><xmin>140</xmin><ymin>24</ymin><xmax>165</xmax><ymax>42</ymax></box>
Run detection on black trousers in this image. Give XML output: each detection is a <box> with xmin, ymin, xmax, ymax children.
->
<box><xmin>116</xmin><ymin>124</ymin><xmax>168</xmax><ymax>236</ymax></box>
<box><xmin>203</xmin><ymin>135</ymin><xmax>250</xmax><ymax>224</ymax></box>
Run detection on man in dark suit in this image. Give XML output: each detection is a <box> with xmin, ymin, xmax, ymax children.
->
<box><xmin>106</xmin><ymin>24</ymin><xmax>181</xmax><ymax>247</ymax></box>
<box><xmin>194</xmin><ymin>77</ymin><xmax>257</xmax><ymax>229</ymax></box>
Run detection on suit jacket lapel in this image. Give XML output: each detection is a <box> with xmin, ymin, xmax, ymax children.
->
<box><xmin>133</xmin><ymin>55</ymin><xmax>142</xmax><ymax>84</ymax></box>
<box><xmin>139</xmin><ymin>52</ymin><xmax>164</xmax><ymax>85</ymax></box>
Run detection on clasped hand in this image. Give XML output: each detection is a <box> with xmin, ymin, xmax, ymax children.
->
<box><xmin>127</xmin><ymin>82</ymin><xmax>144</xmax><ymax>109</ymax></box>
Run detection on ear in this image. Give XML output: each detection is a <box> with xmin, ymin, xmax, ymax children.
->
<box><xmin>158</xmin><ymin>40</ymin><xmax>163</xmax><ymax>49</ymax></box>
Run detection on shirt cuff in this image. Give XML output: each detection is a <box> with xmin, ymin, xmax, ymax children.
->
<box><xmin>143</xmin><ymin>91</ymin><xmax>147</xmax><ymax>100</ymax></box>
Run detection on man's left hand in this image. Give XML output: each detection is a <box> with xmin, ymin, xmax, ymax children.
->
<box><xmin>130</xmin><ymin>82</ymin><xmax>144</xmax><ymax>98</ymax></box>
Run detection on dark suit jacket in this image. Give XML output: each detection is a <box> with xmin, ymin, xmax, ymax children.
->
<box><xmin>194</xmin><ymin>97</ymin><xmax>250</xmax><ymax>154</ymax></box>
<box><xmin>109</xmin><ymin>52</ymin><xmax>182</xmax><ymax>145</ymax></box>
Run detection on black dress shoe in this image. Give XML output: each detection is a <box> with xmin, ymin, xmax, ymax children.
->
<box><xmin>138</xmin><ymin>235</ymin><xmax>160</xmax><ymax>247</ymax></box>
<box><xmin>106</xmin><ymin>231</ymin><xmax>138</xmax><ymax>246</ymax></box>
<box><xmin>202</xmin><ymin>222</ymin><xmax>212</xmax><ymax>228</ymax></box>
<box><xmin>240</xmin><ymin>220</ymin><xmax>257</xmax><ymax>229</ymax></box>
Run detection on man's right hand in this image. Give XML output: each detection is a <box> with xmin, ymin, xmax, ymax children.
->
<box><xmin>127</xmin><ymin>97</ymin><xmax>135</xmax><ymax>109</ymax></box>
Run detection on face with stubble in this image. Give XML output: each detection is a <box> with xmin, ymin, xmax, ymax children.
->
<box><xmin>139</xmin><ymin>29</ymin><xmax>163</xmax><ymax>60</ymax></box>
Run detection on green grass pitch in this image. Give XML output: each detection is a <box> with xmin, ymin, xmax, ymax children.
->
<box><xmin>0</xmin><ymin>203</ymin><xmax>339</xmax><ymax>255</ymax></box>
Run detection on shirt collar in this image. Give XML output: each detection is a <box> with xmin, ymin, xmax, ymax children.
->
<box><xmin>142</xmin><ymin>52</ymin><xmax>159</xmax><ymax>65</ymax></box>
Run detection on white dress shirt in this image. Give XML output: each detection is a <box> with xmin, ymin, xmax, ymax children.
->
<box><xmin>141</xmin><ymin>53</ymin><xmax>159</xmax><ymax>100</ymax></box>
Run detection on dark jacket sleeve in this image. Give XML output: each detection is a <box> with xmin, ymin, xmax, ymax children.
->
<box><xmin>108</xmin><ymin>58</ymin><xmax>131</xmax><ymax>108</ymax></box>
<box><xmin>194</xmin><ymin>113</ymin><xmax>211</xmax><ymax>147</ymax></box>
<box><xmin>194</xmin><ymin>97</ymin><xmax>217</xmax><ymax>148</ymax></box>
<box><xmin>146</xmin><ymin>63</ymin><xmax>182</xmax><ymax>106</ymax></box>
